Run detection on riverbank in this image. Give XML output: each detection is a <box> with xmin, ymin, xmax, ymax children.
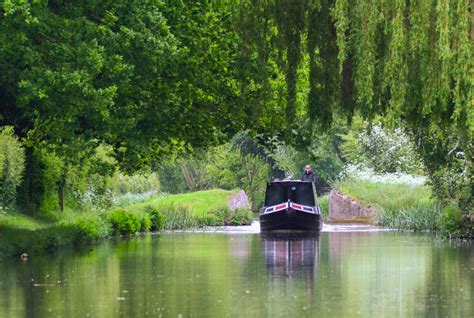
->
<box><xmin>333</xmin><ymin>179</ymin><xmax>473</xmax><ymax>238</ymax></box>
<box><xmin>0</xmin><ymin>189</ymin><xmax>253</xmax><ymax>257</ymax></box>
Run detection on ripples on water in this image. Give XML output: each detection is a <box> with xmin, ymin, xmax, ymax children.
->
<box><xmin>0</xmin><ymin>221</ymin><xmax>472</xmax><ymax>317</ymax></box>
<box><xmin>189</xmin><ymin>221</ymin><xmax>391</xmax><ymax>234</ymax></box>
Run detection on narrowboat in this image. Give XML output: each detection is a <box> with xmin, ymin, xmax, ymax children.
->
<box><xmin>259</xmin><ymin>180</ymin><xmax>322</xmax><ymax>232</ymax></box>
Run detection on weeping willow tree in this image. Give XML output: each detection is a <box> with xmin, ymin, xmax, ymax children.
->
<box><xmin>236</xmin><ymin>0</ymin><xmax>473</xmax><ymax>212</ymax></box>
<box><xmin>332</xmin><ymin>0</ymin><xmax>473</xmax><ymax>211</ymax></box>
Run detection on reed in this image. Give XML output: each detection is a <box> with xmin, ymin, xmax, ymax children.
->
<box><xmin>317</xmin><ymin>195</ymin><xmax>329</xmax><ymax>219</ymax></box>
<box><xmin>158</xmin><ymin>204</ymin><xmax>199</xmax><ymax>230</ymax></box>
<box><xmin>374</xmin><ymin>204</ymin><xmax>443</xmax><ymax>232</ymax></box>
<box><xmin>334</xmin><ymin>179</ymin><xmax>443</xmax><ymax>232</ymax></box>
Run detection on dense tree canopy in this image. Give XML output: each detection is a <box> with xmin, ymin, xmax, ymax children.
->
<box><xmin>0</xmin><ymin>0</ymin><xmax>472</xmax><ymax>213</ymax></box>
<box><xmin>0</xmin><ymin>0</ymin><xmax>249</xmax><ymax>170</ymax></box>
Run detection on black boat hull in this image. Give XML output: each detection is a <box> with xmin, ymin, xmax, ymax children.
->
<box><xmin>260</xmin><ymin>208</ymin><xmax>322</xmax><ymax>231</ymax></box>
<box><xmin>259</xmin><ymin>180</ymin><xmax>323</xmax><ymax>232</ymax></box>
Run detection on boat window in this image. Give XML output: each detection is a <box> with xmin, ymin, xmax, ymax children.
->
<box><xmin>264</xmin><ymin>182</ymin><xmax>315</xmax><ymax>206</ymax></box>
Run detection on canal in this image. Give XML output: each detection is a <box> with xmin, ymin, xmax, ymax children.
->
<box><xmin>1</xmin><ymin>223</ymin><xmax>472</xmax><ymax>317</ymax></box>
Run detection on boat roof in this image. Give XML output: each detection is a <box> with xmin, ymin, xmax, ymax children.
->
<box><xmin>270</xmin><ymin>179</ymin><xmax>311</xmax><ymax>183</ymax></box>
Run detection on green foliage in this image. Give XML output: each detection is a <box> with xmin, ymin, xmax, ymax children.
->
<box><xmin>203</xmin><ymin>206</ymin><xmax>254</xmax><ymax>226</ymax></box>
<box><xmin>17</xmin><ymin>147</ymin><xmax>63</xmax><ymax>215</ymax></box>
<box><xmin>238</xmin><ymin>0</ymin><xmax>472</xmax><ymax>217</ymax></box>
<box><xmin>335</xmin><ymin>177</ymin><xmax>448</xmax><ymax>233</ymax></box>
<box><xmin>231</xmin><ymin>207</ymin><xmax>254</xmax><ymax>225</ymax></box>
<box><xmin>0</xmin><ymin>0</ymin><xmax>252</xmax><ymax>173</ymax></box>
<box><xmin>203</xmin><ymin>206</ymin><xmax>231</xmax><ymax>226</ymax></box>
<box><xmin>70</xmin><ymin>215</ymin><xmax>111</xmax><ymax>245</ymax></box>
<box><xmin>156</xmin><ymin>159</ymin><xmax>187</xmax><ymax>194</ymax></box>
<box><xmin>338</xmin><ymin>120</ymin><xmax>423</xmax><ymax>174</ymax></box>
<box><xmin>107</xmin><ymin>209</ymin><xmax>141</xmax><ymax>236</ymax></box>
<box><xmin>1</xmin><ymin>189</ymin><xmax>252</xmax><ymax>256</ymax></box>
<box><xmin>1</xmin><ymin>0</ymin><xmax>470</xmax><ymax>239</ymax></box>
<box><xmin>38</xmin><ymin>155</ymin><xmax>63</xmax><ymax>215</ymax></box>
<box><xmin>375</xmin><ymin>205</ymin><xmax>443</xmax><ymax>232</ymax></box>
<box><xmin>428</xmin><ymin>156</ymin><xmax>472</xmax><ymax>214</ymax></box>
<box><xmin>318</xmin><ymin>195</ymin><xmax>329</xmax><ymax>219</ymax></box>
<box><xmin>269</xmin><ymin>129</ymin><xmax>342</xmax><ymax>188</ymax></box>
<box><xmin>205</xmin><ymin>144</ymin><xmax>269</xmax><ymax>210</ymax></box>
<box><xmin>332</xmin><ymin>0</ymin><xmax>473</xmax><ymax>213</ymax></box>
<box><xmin>135</xmin><ymin>189</ymin><xmax>231</xmax><ymax>218</ymax></box>
<box><xmin>109</xmin><ymin>172</ymin><xmax>160</xmax><ymax>195</ymax></box>
<box><xmin>158</xmin><ymin>203</ymin><xmax>198</xmax><ymax>230</ymax></box>
<box><xmin>334</xmin><ymin>179</ymin><xmax>433</xmax><ymax>212</ymax></box>
<box><xmin>144</xmin><ymin>205</ymin><xmax>164</xmax><ymax>231</ymax></box>
<box><xmin>155</xmin><ymin>144</ymin><xmax>269</xmax><ymax>211</ymax></box>
<box><xmin>439</xmin><ymin>205</ymin><xmax>472</xmax><ymax>238</ymax></box>
<box><xmin>0</xmin><ymin>126</ymin><xmax>25</xmax><ymax>209</ymax></box>
<box><xmin>440</xmin><ymin>205</ymin><xmax>461</xmax><ymax>237</ymax></box>
<box><xmin>140</xmin><ymin>212</ymin><xmax>151</xmax><ymax>232</ymax></box>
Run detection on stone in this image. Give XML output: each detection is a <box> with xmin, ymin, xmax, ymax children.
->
<box><xmin>328</xmin><ymin>190</ymin><xmax>374</xmax><ymax>222</ymax></box>
<box><xmin>227</xmin><ymin>190</ymin><xmax>250</xmax><ymax>211</ymax></box>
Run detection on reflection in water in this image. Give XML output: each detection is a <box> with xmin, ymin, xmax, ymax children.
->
<box><xmin>0</xmin><ymin>231</ymin><xmax>472</xmax><ymax>317</ymax></box>
<box><xmin>261</xmin><ymin>232</ymin><xmax>320</xmax><ymax>277</ymax></box>
<box><xmin>261</xmin><ymin>232</ymin><xmax>320</xmax><ymax>301</ymax></box>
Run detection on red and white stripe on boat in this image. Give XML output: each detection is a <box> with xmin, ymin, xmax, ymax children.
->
<box><xmin>263</xmin><ymin>202</ymin><xmax>287</xmax><ymax>213</ymax></box>
<box><xmin>263</xmin><ymin>201</ymin><xmax>316</xmax><ymax>214</ymax></box>
<box><xmin>290</xmin><ymin>202</ymin><xmax>314</xmax><ymax>213</ymax></box>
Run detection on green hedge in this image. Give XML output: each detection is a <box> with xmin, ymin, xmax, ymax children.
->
<box><xmin>1</xmin><ymin>189</ymin><xmax>256</xmax><ymax>257</ymax></box>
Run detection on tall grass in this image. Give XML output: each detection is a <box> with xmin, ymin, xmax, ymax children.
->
<box><xmin>158</xmin><ymin>204</ymin><xmax>198</xmax><ymax>230</ymax></box>
<box><xmin>0</xmin><ymin>211</ymin><xmax>49</xmax><ymax>230</ymax></box>
<box><xmin>317</xmin><ymin>195</ymin><xmax>329</xmax><ymax>219</ymax></box>
<box><xmin>374</xmin><ymin>204</ymin><xmax>443</xmax><ymax>232</ymax></box>
<box><xmin>334</xmin><ymin>178</ymin><xmax>442</xmax><ymax>232</ymax></box>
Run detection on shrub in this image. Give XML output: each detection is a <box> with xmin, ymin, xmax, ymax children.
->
<box><xmin>0</xmin><ymin>126</ymin><xmax>25</xmax><ymax>209</ymax></box>
<box><xmin>107</xmin><ymin>209</ymin><xmax>141</xmax><ymax>235</ymax></box>
<box><xmin>199</xmin><ymin>214</ymin><xmax>221</xmax><ymax>226</ymax></box>
<box><xmin>71</xmin><ymin>216</ymin><xmax>111</xmax><ymax>244</ymax></box>
<box><xmin>440</xmin><ymin>205</ymin><xmax>462</xmax><ymax>238</ymax></box>
<box><xmin>140</xmin><ymin>212</ymin><xmax>151</xmax><ymax>232</ymax></box>
<box><xmin>205</xmin><ymin>206</ymin><xmax>254</xmax><ymax>226</ymax></box>
<box><xmin>212</xmin><ymin>206</ymin><xmax>232</xmax><ymax>225</ymax></box>
<box><xmin>144</xmin><ymin>205</ymin><xmax>164</xmax><ymax>231</ymax></box>
<box><xmin>230</xmin><ymin>207</ymin><xmax>254</xmax><ymax>225</ymax></box>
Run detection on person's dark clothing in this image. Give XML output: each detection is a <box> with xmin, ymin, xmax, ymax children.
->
<box><xmin>301</xmin><ymin>171</ymin><xmax>317</xmax><ymax>183</ymax></box>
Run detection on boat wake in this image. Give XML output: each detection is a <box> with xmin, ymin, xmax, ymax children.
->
<box><xmin>322</xmin><ymin>223</ymin><xmax>392</xmax><ymax>232</ymax></box>
<box><xmin>168</xmin><ymin>221</ymin><xmax>391</xmax><ymax>234</ymax></box>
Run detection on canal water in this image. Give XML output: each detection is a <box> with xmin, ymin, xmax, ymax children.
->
<box><xmin>0</xmin><ymin>223</ymin><xmax>472</xmax><ymax>317</ymax></box>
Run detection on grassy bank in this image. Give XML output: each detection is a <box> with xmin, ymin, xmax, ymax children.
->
<box><xmin>333</xmin><ymin>179</ymin><xmax>468</xmax><ymax>235</ymax></box>
<box><xmin>0</xmin><ymin>189</ymin><xmax>253</xmax><ymax>257</ymax></box>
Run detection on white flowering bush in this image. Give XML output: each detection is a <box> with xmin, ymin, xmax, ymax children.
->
<box><xmin>357</xmin><ymin>124</ymin><xmax>423</xmax><ymax>174</ymax></box>
<box><xmin>78</xmin><ymin>186</ymin><xmax>161</xmax><ymax>212</ymax></box>
<box><xmin>111</xmin><ymin>190</ymin><xmax>162</xmax><ymax>207</ymax></box>
<box><xmin>339</xmin><ymin>163</ymin><xmax>426</xmax><ymax>186</ymax></box>
<box><xmin>110</xmin><ymin>172</ymin><xmax>160</xmax><ymax>195</ymax></box>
